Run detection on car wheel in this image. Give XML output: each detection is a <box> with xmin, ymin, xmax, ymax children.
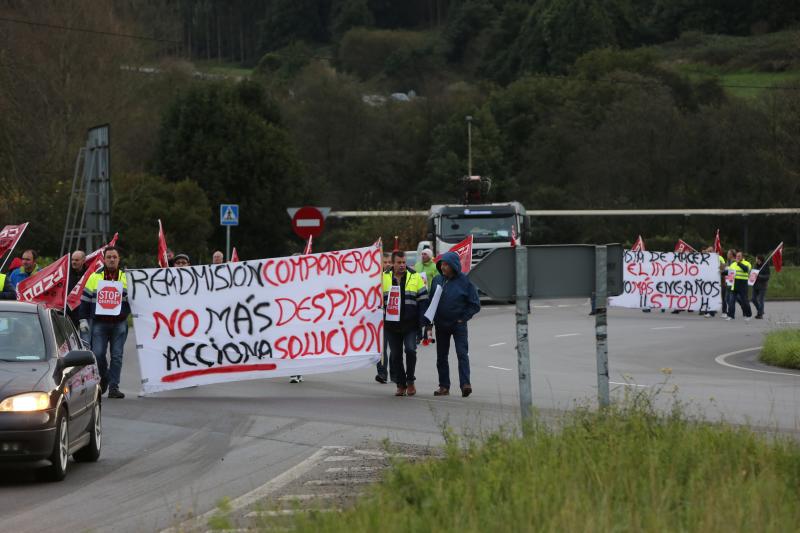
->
<box><xmin>37</xmin><ymin>407</ymin><xmax>69</xmax><ymax>482</ymax></box>
<box><xmin>74</xmin><ymin>401</ymin><xmax>102</xmax><ymax>463</ymax></box>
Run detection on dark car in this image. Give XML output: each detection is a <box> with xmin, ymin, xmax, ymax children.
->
<box><xmin>0</xmin><ymin>301</ymin><xmax>101</xmax><ymax>481</ymax></box>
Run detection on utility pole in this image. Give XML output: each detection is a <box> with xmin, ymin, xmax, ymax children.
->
<box><xmin>466</xmin><ymin>115</ymin><xmax>473</xmax><ymax>176</ymax></box>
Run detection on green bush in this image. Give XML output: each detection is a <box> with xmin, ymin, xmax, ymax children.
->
<box><xmin>337</xmin><ymin>28</ymin><xmax>431</xmax><ymax>80</ymax></box>
<box><xmin>760</xmin><ymin>329</ymin><xmax>800</xmax><ymax>369</ymax></box>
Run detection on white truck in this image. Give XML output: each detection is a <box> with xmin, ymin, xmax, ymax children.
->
<box><xmin>425</xmin><ymin>201</ymin><xmax>528</xmax><ymax>269</ymax></box>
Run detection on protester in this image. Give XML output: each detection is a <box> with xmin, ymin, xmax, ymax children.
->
<box><xmin>383</xmin><ymin>251</ymin><xmax>428</xmax><ymax>396</ymax></box>
<box><xmin>720</xmin><ymin>248</ymin><xmax>735</xmax><ymax>317</ymax></box>
<box><xmin>212</xmin><ymin>250</ymin><xmax>224</xmax><ymax>265</ymax></box>
<box><xmin>700</xmin><ymin>246</ymin><xmax>719</xmax><ymax>318</ymax></box>
<box><xmin>166</xmin><ymin>248</ymin><xmax>175</xmax><ymax>267</ymax></box>
<box><xmin>66</xmin><ymin>250</ymin><xmax>87</xmax><ymax>328</ymax></box>
<box><xmin>173</xmin><ymin>253</ymin><xmax>190</xmax><ymax>267</ymax></box>
<box><xmin>751</xmin><ymin>255</ymin><xmax>770</xmax><ymax>319</ymax></box>
<box><xmin>726</xmin><ymin>250</ymin><xmax>752</xmax><ymax>321</ymax></box>
<box><xmin>80</xmin><ymin>246</ymin><xmax>130</xmax><ymax>398</ymax></box>
<box><xmin>0</xmin><ymin>271</ymin><xmax>14</xmax><ymax>300</ymax></box>
<box><xmin>427</xmin><ymin>251</ymin><xmax>480</xmax><ymax>397</ymax></box>
<box><xmin>413</xmin><ymin>248</ymin><xmax>437</xmax><ymax>289</ymax></box>
<box><xmin>376</xmin><ymin>251</ymin><xmax>394</xmax><ymax>382</ymax></box>
<box><xmin>8</xmin><ymin>249</ymin><xmax>38</xmax><ymax>290</ymax></box>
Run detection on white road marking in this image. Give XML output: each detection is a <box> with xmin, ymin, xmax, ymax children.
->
<box><xmin>715</xmin><ymin>346</ymin><xmax>800</xmax><ymax>377</ymax></box>
<box><xmin>533</xmin><ymin>305</ymin><xmax>552</xmax><ymax>308</ymax></box>
<box><xmin>489</xmin><ymin>342</ymin><xmax>506</xmax><ymax>347</ymax></box>
<box><xmin>557</xmin><ymin>304</ymin><xmax>572</xmax><ymax>308</ymax></box>
<box><xmin>555</xmin><ymin>333</ymin><xmax>580</xmax><ymax>338</ymax></box>
<box><xmin>609</xmin><ymin>381</ymin><xmax>648</xmax><ymax>388</ymax></box>
<box><xmin>776</xmin><ymin>321</ymin><xmax>800</xmax><ymax>325</ymax></box>
<box><xmin>324</xmin><ymin>455</ymin><xmax>359</xmax><ymax>462</ymax></box>
<box><xmin>651</xmin><ymin>326</ymin><xmax>684</xmax><ymax>330</ymax></box>
<box><xmin>305</xmin><ymin>479</ymin><xmax>376</xmax><ymax>486</ymax></box>
<box><xmin>326</xmin><ymin>466</ymin><xmax>382</xmax><ymax>473</ymax></box>
<box><xmin>352</xmin><ymin>449</ymin><xmax>417</xmax><ymax>458</ymax></box>
<box><xmin>488</xmin><ymin>365</ymin><xmax>512</xmax><ymax>371</ymax></box>
<box><xmin>246</xmin><ymin>508</ymin><xmax>337</xmax><ymax>518</ymax></box>
<box><xmin>161</xmin><ymin>447</ymin><xmax>329</xmax><ymax>533</ymax></box>
<box><xmin>277</xmin><ymin>493</ymin><xmax>337</xmax><ymax>501</ymax></box>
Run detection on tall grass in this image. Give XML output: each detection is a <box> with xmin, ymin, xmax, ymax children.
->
<box><xmin>767</xmin><ymin>266</ymin><xmax>800</xmax><ymax>300</ymax></box>
<box><xmin>760</xmin><ymin>329</ymin><xmax>800</xmax><ymax>369</ymax></box>
<box><xmin>286</xmin><ymin>397</ymin><xmax>800</xmax><ymax>533</ymax></box>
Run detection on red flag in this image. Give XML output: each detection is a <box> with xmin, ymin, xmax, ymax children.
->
<box><xmin>631</xmin><ymin>235</ymin><xmax>646</xmax><ymax>252</ymax></box>
<box><xmin>674</xmin><ymin>239</ymin><xmax>696</xmax><ymax>254</ymax></box>
<box><xmin>436</xmin><ymin>235</ymin><xmax>473</xmax><ymax>274</ymax></box>
<box><xmin>510</xmin><ymin>226</ymin><xmax>518</xmax><ymax>248</ymax></box>
<box><xmin>231</xmin><ymin>247</ymin><xmax>239</xmax><ymax>262</ymax></box>
<box><xmin>771</xmin><ymin>242</ymin><xmax>784</xmax><ymax>273</ymax></box>
<box><xmin>66</xmin><ymin>233</ymin><xmax>119</xmax><ymax>311</ymax></box>
<box><xmin>393</xmin><ymin>235</ymin><xmax>399</xmax><ymax>252</ymax></box>
<box><xmin>16</xmin><ymin>255</ymin><xmax>69</xmax><ymax>308</ymax></box>
<box><xmin>713</xmin><ymin>229</ymin><xmax>722</xmax><ymax>256</ymax></box>
<box><xmin>157</xmin><ymin>220</ymin><xmax>169</xmax><ymax>268</ymax></box>
<box><xmin>0</xmin><ymin>222</ymin><xmax>28</xmax><ymax>264</ymax></box>
<box><xmin>303</xmin><ymin>236</ymin><xmax>313</xmax><ymax>255</ymax></box>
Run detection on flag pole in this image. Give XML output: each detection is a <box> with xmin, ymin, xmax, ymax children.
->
<box><xmin>0</xmin><ymin>222</ymin><xmax>29</xmax><ymax>273</ymax></box>
<box><xmin>64</xmin><ymin>254</ymin><xmax>70</xmax><ymax>312</ymax></box>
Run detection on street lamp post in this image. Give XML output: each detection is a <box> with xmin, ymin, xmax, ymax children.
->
<box><xmin>466</xmin><ymin>115</ymin><xmax>473</xmax><ymax>176</ymax></box>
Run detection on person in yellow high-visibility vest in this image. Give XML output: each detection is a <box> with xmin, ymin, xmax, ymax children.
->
<box><xmin>725</xmin><ymin>250</ymin><xmax>752</xmax><ymax>321</ymax></box>
<box><xmin>0</xmin><ymin>272</ymin><xmax>15</xmax><ymax>299</ymax></box>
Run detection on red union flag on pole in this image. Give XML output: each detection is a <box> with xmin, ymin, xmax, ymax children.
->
<box><xmin>16</xmin><ymin>254</ymin><xmax>69</xmax><ymax>308</ymax></box>
<box><xmin>0</xmin><ymin>222</ymin><xmax>28</xmax><ymax>266</ymax></box>
<box><xmin>157</xmin><ymin>219</ymin><xmax>169</xmax><ymax>268</ymax></box>
<box><xmin>765</xmin><ymin>241</ymin><xmax>784</xmax><ymax>273</ymax></box>
<box><xmin>231</xmin><ymin>247</ymin><xmax>240</xmax><ymax>262</ymax></box>
<box><xmin>674</xmin><ymin>239</ymin><xmax>696</xmax><ymax>254</ymax></box>
<box><xmin>66</xmin><ymin>233</ymin><xmax>119</xmax><ymax>311</ymax></box>
<box><xmin>437</xmin><ymin>235</ymin><xmax>473</xmax><ymax>274</ymax></box>
<box><xmin>713</xmin><ymin>229</ymin><xmax>722</xmax><ymax>256</ymax></box>
<box><xmin>631</xmin><ymin>235</ymin><xmax>646</xmax><ymax>252</ymax></box>
<box><xmin>303</xmin><ymin>236</ymin><xmax>313</xmax><ymax>255</ymax></box>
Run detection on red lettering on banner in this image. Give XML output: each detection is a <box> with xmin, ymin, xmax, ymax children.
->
<box><xmin>274</xmin><ymin>318</ymin><xmax>382</xmax><ymax>359</ymax></box>
<box><xmin>275</xmin><ymin>285</ymin><xmax>382</xmax><ymax>326</ymax></box>
<box><xmin>261</xmin><ymin>248</ymin><xmax>382</xmax><ymax>287</ymax></box>
<box><xmin>152</xmin><ymin>309</ymin><xmax>200</xmax><ymax>339</ymax></box>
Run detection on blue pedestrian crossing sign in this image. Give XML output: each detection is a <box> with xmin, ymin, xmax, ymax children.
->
<box><xmin>220</xmin><ymin>204</ymin><xmax>239</xmax><ymax>226</ymax></box>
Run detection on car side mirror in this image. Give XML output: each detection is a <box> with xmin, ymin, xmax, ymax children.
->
<box><xmin>61</xmin><ymin>350</ymin><xmax>96</xmax><ymax>369</ymax></box>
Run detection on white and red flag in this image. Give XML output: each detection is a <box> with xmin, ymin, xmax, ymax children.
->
<box><xmin>16</xmin><ymin>254</ymin><xmax>69</xmax><ymax>308</ymax></box>
<box><xmin>0</xmin><ymin>222</ymin><xmax>29</xmax><ymax>265</ymax></box>
<box><xmin>767</xmin><ymin>242</ymin><xmax>784</xmax><ymax>273</ymax></box>
<box><xmin>303</xmin><ymin>236</ymin><xmax>313</xmax><ymax>255</ymax></box>
<box><xmin>713</xmin><ymin>229</ymin><xmax>722</xmax><ymax>256</ymax></box>
<box><xmin>674</xmin><ymin>239</ymin><xmax>696</xmax><ymax>254</ymax></box>
<box><xmin>510</xmin><ymin>226</ymin><xmax>518</xmax><ymax>248</ymax></box>
<box><xmin>436</xmin><ymin>235</ymin><xmax>473</xmax><ymax>274</ymax></box>
<box><xmin>157</xmin><ymin>220</ymin><xmax>170</xmax><ymax>268</ymax></box>
<box><xmin>631</xmin><ymin>235</ymin><xmax>646</xmax><ymax>252</ymax></box>
<box><xmin>231</xmin><ymin>247</ymin><xmax>240</xmax><ymax>262</ymax></box>
<box><xmin>66</xmin><ymin>233</ymin><xmax>119</xmax><ymax>310</ymax></box>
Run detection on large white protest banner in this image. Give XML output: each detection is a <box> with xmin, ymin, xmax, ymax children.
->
<box><xmin>127</xmin><ymin>244</ymin><xmax>383</xmax><ymax>394</ymax></box>
<box><xmin>609</xmin><ymin>250</ymin><xmax>722</xmax><ymax>312</ymax></box>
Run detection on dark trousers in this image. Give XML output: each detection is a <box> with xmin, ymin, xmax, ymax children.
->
<box><xmin>720</xmin><ymin>278</ymin><xmax>728</xmax><ymax>315</ymax></box>
<box><xmin>727</xmin><ymin>283</ymin><xmax>752</xmax><ymax>319</ymax></box>
<box><xmin>386</xmin><ymin>328</ymin><xmax>417</xmax><ymax>387</ymax></box>
<box><xmin>376</xmin><ymin>334</ymin><xmax>391</xmax><ymax>381</ymax></box>
<box><xmin>435</xmin><ymin>322</ymin><xmax>470</xmax><ymax>389</ymax></box>
<box><xmin>751</xmin><ymin>285</ymin><xmax>767</xmax><ymax>317</ymax></box>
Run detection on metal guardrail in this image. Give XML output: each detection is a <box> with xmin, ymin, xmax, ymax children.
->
<box><xmin>330</xmin><ymin>208</ymin><xmax>800</xmax><ymax>218</ymax></box>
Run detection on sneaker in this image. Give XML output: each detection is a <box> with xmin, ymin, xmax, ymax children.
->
<box><xmin>461</xmin><ymin>385</ymin><xmax>472</xmax><ymax>398</ymax></box>
<box><xmin>755</xmin><ymin>315</ymin><xmax>763</xmax><ymax>319</ymax></box>
<box><xmin>290</xmin><ymin>375</ymin><xmax>303</xmax><ymax>383</ymax></box>
<box><xmin>725</xmin><ymin>317</ymin><xmax>734</xmax><ymax>321</ymax></box>
<box><xmin>375</xmin><ymin>375</ymin><xmax>387</xmax><ymax>384</ymax></box>
<box><xmin>433</xmin><ymin>387</ymin><xmax>449</xmax><ymax>396</ymax></box>
<box><xmin>108</xmin><ymin>388</ymin><xmax>125</xmax><ymax>399</ymax></box>
<box><xmin>721</xmin><ymin>313</ymin><xmax>727</xmax><ymax>318</ymax></box>
<box><xmin>744</xmin><ymin>317</ymin><xmax>752</xmax><ymax>322</ymax></box>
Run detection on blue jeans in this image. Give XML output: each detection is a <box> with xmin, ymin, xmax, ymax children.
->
<box><xmin>751</xmin><ymin>285</ymin><xmax>767</xmax><ymax>316</ymax></box>
<box><xmin>727</xmin><ymin>283</ymin><xmax>752</xmax><ymax>319</ymax></box>
<box><xmin>386</xmin><ymin>328</ymin><xmax>417</xmax><ymax>387</ymax></box>
<box><xmin>376</xmin><ymin>333</ymin><xmax>391</xmax><ymax>381</ymax></box>
<box><xmin>91</xmin><ymin>320</ymin><xmax>128</xmax><ymax>389</ymax></box>
<box><xmin>435</xmin><ymin>322</ymin><xmax>470</xmax><ymax>389</ymax></box>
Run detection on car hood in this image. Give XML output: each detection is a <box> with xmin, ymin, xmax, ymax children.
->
<box><xmin>0</xmin><ymin>361</ymin><xmax>53</xmax><ymax>399</ymax></box>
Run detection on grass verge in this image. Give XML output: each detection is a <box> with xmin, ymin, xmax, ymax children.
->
<box><xmin>760</xmin><ymin>329</ymin><xmax>800</xmax><ymax>370</ymax></box>
<box><xmin>283</xmin><ymin>399</ymin><xmax>800</xmax><ymax>533</ymax></box>
<box><xmin>767</xmin><ymin>265</ymin><xmax>800</xmax><ymax>300</ymax></box>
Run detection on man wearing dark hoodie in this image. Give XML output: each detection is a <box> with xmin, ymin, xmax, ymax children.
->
<box><xmin>426</xmin><ymin>251</ymin><xmax>481</xmax><ymax>397</ymax></box>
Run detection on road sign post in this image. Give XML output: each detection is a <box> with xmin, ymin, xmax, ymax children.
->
<box><xmin>220</xmin><ymin>204</ymin><xmax>239</xmax><ymax>261</ymax></box>
<box><xmin>515</xmin><ymin>245</ymin><xmax>533</xmax><ymax>428</ymax></box>
<box><xmin>468</xmin><ymin>244</ymin><xmax>623</xmax><ymax>418</ymax></box>
<box><xmin>595</xmin><ymin>245</ymin><xmax>610</xmax><ymax>408</ymax></box>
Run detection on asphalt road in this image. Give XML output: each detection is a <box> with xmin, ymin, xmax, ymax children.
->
<box><xmin>1</xmin><ymin>300</ymin><xmax>799</xmax><ymax>532</ymax></box>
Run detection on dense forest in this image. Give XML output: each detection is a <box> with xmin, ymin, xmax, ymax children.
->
<box><xmin>0</xmin><ymin>0</ymin><xmax>799</xmax><ymax>263</ymax></box>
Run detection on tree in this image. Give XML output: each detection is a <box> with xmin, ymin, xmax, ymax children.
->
<box><xmin>113</xmin><ymin>173</ymin><xmax>212</xmax><ymax>266</ymax></box>
<box><xmin>152</xmin><ymin>81</ymin><xmax>306</xmax><ymax>258</ymax></box>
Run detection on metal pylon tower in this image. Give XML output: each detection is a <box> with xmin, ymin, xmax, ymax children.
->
<box><xmin>61</xmin><ymin>125</ymin><xmax>111</xmax><ymax>256</ymax></box>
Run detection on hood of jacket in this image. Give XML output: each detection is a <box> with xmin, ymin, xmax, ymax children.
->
<box><xmin>436</xmin><ymin>251</ymin><xmax>462</xmax><ymax>277</ymax></box>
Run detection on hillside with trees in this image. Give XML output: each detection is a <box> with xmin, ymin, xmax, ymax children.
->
<box><xmin>1</xmin><ymin>0</ymin><xmax>798</xmax><ymax>262</ymax></box>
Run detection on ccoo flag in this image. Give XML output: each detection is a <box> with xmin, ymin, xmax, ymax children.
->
<box><xmin>157</xmin><ymin>220</ymin><xmax>169</xmax><ymax>268</ymax></box>
<box><xmin>66</xmin><ymin>233</ymin><xmax>119</xmax><ymax>310</ymax></box>
<box><xmin>231</xmin><ymin>247</ymin><xmax>240</xmax><ymax>262</ymax></box>
<box><xmin>436</xmin><ymin>235</ymin><xmax>473</xmax><ymax>274</ymax></box>
<box><xmin>770</xmin><ymin>242</ymin><xmax>784</xmax><ymax>273</ymax></box>
<box><xmin>713</xmin><ymin>229</ymin><xmax>722</xmax><ymax>256</ymax></box>
<box><xmin>16</xmin><ymin>255</ymin><xmax>70</xmax><ymax>308</ymax></box>
<box><xmin>631</xmin><ymin>235</ymin><xmax>646</xmax><ymax>252</ymax></box>
<box><xmin>674</xmin><ymin>239</ymin><xmax>697</xmax><ymax>254</ymax></box>
<box><xmin>0</xmin><ymin>222</ymin><xmax>29</xmax><ymax>262</ymax></box>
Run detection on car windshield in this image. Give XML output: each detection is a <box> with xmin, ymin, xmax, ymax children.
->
<box><xmin>443</xmin><ymin>215</ymin><xmax>516</xmax><ymax>241</ymax></box>
<box><xmin>0</xmin><ymin>312</ymin><xmax>46</xmax><ymax>362</ymax></box>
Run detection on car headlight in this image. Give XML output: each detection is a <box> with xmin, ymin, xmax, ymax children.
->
<box><xmin>0</xmin><ymin>392</ymin><xmax>50</xmax><ymax>412</ymax></box>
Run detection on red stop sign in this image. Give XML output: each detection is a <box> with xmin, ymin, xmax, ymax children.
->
<box><xmin>291</xmin><ymin>206</ymin><xmax>325</xmax><ymax>239</ymax></box>
<box><xmin>97</xmin><ymin>286</ymin><xmax>122</xmax><ymax>310</ymax></box>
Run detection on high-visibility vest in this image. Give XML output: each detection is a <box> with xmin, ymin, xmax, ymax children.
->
<box><xmin>0</xmin><ymin>273</ymin><xmax>6</xmax><ymax>291</ymax></box>
<box><xmin>729</xmin><ymin>260</ymin><xmax>751</xmax><ymax>281</ymax></box>
<box><xmin>382</xmin><ymin>271</ymin><xmax>427</xmax><ymax>311</ymax></box>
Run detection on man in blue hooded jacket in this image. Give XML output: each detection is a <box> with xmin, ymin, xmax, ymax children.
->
<box><xmin>426</xmin><ymin>251</ymin><xmax>481</xmax><ymax>397</ymax></box>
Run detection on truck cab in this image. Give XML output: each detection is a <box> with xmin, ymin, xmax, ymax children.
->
<box><xmin>427</xmin><ymin>202</ymin><xmax>528</xmax><ymax>269</ymax></box>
